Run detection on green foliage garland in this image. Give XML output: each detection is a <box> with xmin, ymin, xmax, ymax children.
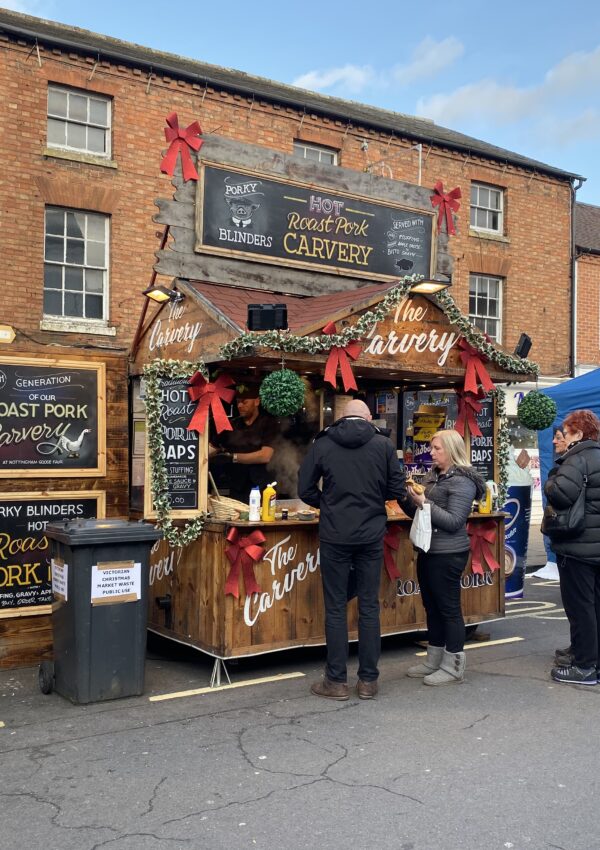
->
<box><xmin>517</xmin><ymin>390</ymin><xmax>557</xmax><ymax>431</ymax></box>
<box><xmin>260</xmin><ymin>369</ymin><xmax>306</xmax><ymax>416</ymax></box>
<box><xmin>143</xmin><ymin>358</ymin><xmax>209</xmax><ymax>547</ymax></box>
<box><xmin>493</xmin><ymin>388</ymin><xmax>510</xmax><ymax>507</ymax></box>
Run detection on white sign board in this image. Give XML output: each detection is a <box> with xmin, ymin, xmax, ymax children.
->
<box><xmin>90</xmin><ymin>560</ymin><xmax>141</xmax><ymax>606</ymax></box>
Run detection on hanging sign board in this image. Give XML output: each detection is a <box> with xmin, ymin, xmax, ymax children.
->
<box><xmin>470</xmin><ymin>395</ymin><xmax>496</xmax><ymax>482</ymax></box>
<box><xmin>196</xmin><ymin>163</ymin><xmax>435</xmax><ymax>282</ymax></box>
<box><xmin>0</xmin><ymin>357</ymin><xmax>106</xmax><ymax>478</ymax></box>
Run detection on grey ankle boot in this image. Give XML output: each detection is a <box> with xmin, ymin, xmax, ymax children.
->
<box><xmin>423</xmin><ymin>649</ymin><xmax>466</xmax><ymax>686</ymax></box>
<box><xmin>407</xmin><ymin>645</ymin><xmax>444</xmax><ymax>678</ymax></box>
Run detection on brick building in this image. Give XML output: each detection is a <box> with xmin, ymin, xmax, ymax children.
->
<box><xmin>574</xmin><ymin>202</ymin><xmax>600</xmax><ymax>374</ymax></box>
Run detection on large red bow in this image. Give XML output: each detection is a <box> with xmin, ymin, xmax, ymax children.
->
<box><xmin>224</xmin><ymin>527</ymin><xmax>265</xmax><ymax>598</ymax></box>
<box><xmin>467</xmin><ymin>520</ymin><xmax>500</xmax><ymax>576</ymax></box>
<box><xmin>455</xmin><ymin>389</ymin><xmax>484</xmax><ymax>438</ymax></box>
<box><xmin>187</xmin><ymin>372</ymin><xmax>235</xmax><ymax>434</ymax></box>
<box><xmin>430</xmin><ymin>181</ymin><xmax>461</xmax><ymax>236</ymax></box>
<box><xmin>322</xmin><ymin>321</ymin><xmax>361</xmax><ymax>392</ymax></box>
<box><xmin>457</xmin><ymin>337</ymin><xmax>495</xmax><ymax>396</ymax></box>
<box><xmin>160</xmin><ymin>112</ymin><xmax>203</xmax><ymax>182</ymax></box>
<box><xmin>383</xmin><ymin>524</ymin><xmax>402</xmax><ymax>581</ymax></box>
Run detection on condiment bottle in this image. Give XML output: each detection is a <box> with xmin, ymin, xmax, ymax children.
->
<box><xmin>249</xmin><ymin>486</ymin><xmax>261</xmax><ymax>522</ymax></box>
<box><xmin>261</xmin><ymin>481</ymin><xmax>277</xmax><ymax>522</ymax></box>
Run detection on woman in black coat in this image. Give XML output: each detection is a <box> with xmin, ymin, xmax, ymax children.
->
<box><xmin>405</xmin><ymin>429</ymin><xmax>485</xmax><ymax>686</ymax></box>
<box><xmin>544</xmin><ymin>409</ymin><xmax>600</xmax><ymax>686</ymax></box>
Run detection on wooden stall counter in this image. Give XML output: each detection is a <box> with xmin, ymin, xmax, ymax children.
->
<box><xmin>147</xmin><ymin>512</ymin><xmax>506</xmax><ymax>660</ymax></box>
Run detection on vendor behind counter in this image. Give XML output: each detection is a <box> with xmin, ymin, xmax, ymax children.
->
<box><xmin>210</xmin><ymin>382</ymin><xmax>278</xmax><ymax>502</ymax></box>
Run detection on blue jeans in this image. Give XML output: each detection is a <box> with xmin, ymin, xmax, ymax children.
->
<box><xmin>319</xmin><ymin>541</ymin><xmax>383</xmax><ymax>683</ymax></box>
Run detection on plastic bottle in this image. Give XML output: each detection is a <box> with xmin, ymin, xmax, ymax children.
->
<box><xmin>404</xmin><ymin>426</ymin><xmax>414</xmax><ymax>465</ymax></box>
<box><xmin>249</xmin><ymin>486</ymin><xmax>261</xmax><ymax>522</ymax></box>
<box><xmin>261</xmin><ymin>481</ymin><xmax>277</xmax><ymax>522</ymax></box>
<box><xmin>502</xmin><ymin>454</ymin><xmax>534</xmax><ymax>599</ymax></box>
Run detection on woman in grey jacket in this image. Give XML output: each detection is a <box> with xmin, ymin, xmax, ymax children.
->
<box><xmin>405</xmin><ymin>429</ymin><xmax>485</xmax><ymax>685</ymax></box>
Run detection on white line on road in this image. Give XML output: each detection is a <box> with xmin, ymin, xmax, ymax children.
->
<box><xmin>149</xmin><ymin>671</ymin><xmax>306</xmax><ymax>702</ymax></box>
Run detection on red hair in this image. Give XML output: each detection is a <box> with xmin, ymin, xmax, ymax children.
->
<box><xmin>563</xmin><ymin>409</ymin><xmax>600</xmax><ymax>441</ymax></box>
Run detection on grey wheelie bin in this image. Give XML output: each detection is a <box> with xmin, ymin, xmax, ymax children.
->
<box><xmin>41</xmin><ymin>518</ymin><xmax>161</xmax><ymax>704</ymax></box>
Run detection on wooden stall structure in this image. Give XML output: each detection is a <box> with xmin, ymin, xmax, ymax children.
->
<box><xmin>0</xmin><ymin>348</ymin><xmax>128</xmax><ymax>668</ymax></box>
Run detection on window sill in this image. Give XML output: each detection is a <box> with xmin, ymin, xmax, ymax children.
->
<box><xmin>43</xmin><ymin>148</ymin><xmax>118</xmax><ymax>169</ymax></box>
<box><xmin>40</xmin><ymin>317</ymin><xmax>116</xmax><ymax>336</ymax></box>
<box><xmin>469</xmin><ymin>228</ymin><xmax>510</xmax><ymax>244</ymax></box>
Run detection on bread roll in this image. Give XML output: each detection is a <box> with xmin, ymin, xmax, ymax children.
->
<box><xmin>406</xmin><ymin>477</ymin><xmax>425</xmax><ymax>495</ymax></box>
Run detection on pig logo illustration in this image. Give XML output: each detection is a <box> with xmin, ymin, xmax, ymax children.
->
<box><xmin>223</xmin><ymin>177</ymin><xmax>264</xmax><ymax>228</ymax></box>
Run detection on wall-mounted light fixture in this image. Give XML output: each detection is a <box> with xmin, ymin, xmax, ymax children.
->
<box><xmin>513</xmin><ymin>333</ymin><xmax>532</xmax><ymax>359</ymax></box>
<box><xmin>408</xmin><ymin>277</ymin><xmax>452</xmax><ymax>295</ymax></box>
<box><xmin>143</xmin><ymin>285</ymin><xmax>185</xmax><ymax>304</ymax></box>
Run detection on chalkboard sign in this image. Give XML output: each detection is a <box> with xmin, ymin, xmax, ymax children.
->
<box><xmin>0</xmin><ymin>491</ymin><xmax>105</xmax><ymax>612</ymax></box>
<box><xmin>0</xmin><ymin>357</ymin><xmax>106</xmax><ymax>478</ymax></box>
<box><xmin>470</xmin><ymin>395</ymin><xmax>496</xmax><ymax>482</ymax></box>
<box><xmin>196</xmin><ymin>163</ymin><xmax>434</xmax><ymax>282</ymax></box>
<box><xmin>144</xmin><ymin>378</ymin><xmax>208</xmax><ymax>519</ymax></box>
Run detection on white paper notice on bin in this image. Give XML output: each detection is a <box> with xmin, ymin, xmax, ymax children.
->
<box><xmin>51</xmin><ymin>558</ymin><xmax>68</xmax><ymax>602</ymax></box>
<box><xmin>91</xmin><ymin>560</ymin><xmax>141</xmax><ymax>605</ymax></box>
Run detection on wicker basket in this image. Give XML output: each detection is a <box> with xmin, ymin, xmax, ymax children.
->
<box><xmin>208</xmin><ymin>495</ymin><xmax>249</xmax><ymax>521</ymax></box>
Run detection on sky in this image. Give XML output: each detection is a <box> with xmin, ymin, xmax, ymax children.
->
<box><xmin>6</xmin><ymin>0</ymin><xmax>600</xmax><ymax>206</ymax></box>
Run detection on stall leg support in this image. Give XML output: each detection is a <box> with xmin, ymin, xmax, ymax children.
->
<box><xmin>210</xmin><ymin>658</ymin><xmax>232</xmax><ymax>688</ymax></box>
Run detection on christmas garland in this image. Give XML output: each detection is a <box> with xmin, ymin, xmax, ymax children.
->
<box><xmin>143</xmin><ymin>357</ymin><xmax>209</xmax><ymax>547</ymax></box>
<box><xmin>492</xmin><ymin>388</ymin><xmax>510</xmax><ymax>507</ymax></box>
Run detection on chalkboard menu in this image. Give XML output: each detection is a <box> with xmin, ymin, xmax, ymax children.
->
<box><xmin>0</xmin><ymin>357</ymin><xmax>105</xmax><ymax>477</ymax></box>
<box><xmin>0</xmin><ymin>491</ymin><xmax>104</xmax><ymax>611</ymax></box>
<box><xmin>470</xmin><ymin>395</ymin><xmax>496</xmax><ymax>482</ymax></box>
<box><xmin>144</xmin><ymin>378</ymin><xmax>206</xmax><ymax>518</ymax></box>
<box><xmin>196</xmin><ymin>163</ymin><xmax>434</xmax><ymax>281</ymax></box>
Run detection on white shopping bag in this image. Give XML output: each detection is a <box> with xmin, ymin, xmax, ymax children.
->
<box><xmin>409</xmin><ymin>504</ymin><xmax>432</xmax><ymax>552</ymax></box>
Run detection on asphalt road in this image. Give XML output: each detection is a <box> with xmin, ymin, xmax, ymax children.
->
<box><xmin>1</xmin><ymin>576</ymin><xmax>598</xmax><ymax>850</ymax></box>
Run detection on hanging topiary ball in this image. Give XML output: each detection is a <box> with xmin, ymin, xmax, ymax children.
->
<box><xmin>260</xmin><ymin>369</ymin><xmax>306</xmax><ymax>417</ymax></box>
<box><xmin>517</xmin><ymin>390</ymin><xmax>557</xmax><ymax>431</ymax></box>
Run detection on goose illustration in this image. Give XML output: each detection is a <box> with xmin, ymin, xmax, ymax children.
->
<box><xmin>37</xmin><ymin>428</ymin><xmax>92</xmax><ymax>458</ymax></box>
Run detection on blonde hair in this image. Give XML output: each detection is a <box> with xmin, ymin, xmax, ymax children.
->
<box><xmin>431</xmin><ymin>429</ymin><xmax>470</xmax><ymax>468</ymax></box>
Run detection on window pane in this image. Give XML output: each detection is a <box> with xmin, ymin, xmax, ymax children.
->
<box><xmin>87</xmin><ymin>126</ymin><xmax>106</xmax><ymax>154</ymax></box>
<box><xmin>65</xmin><ymin>267</ymin><xmax>84</xmax><ymax>291</ymax></box>
<box><xmin>85</xmin><ymin>269</ymin><xmax>103</xmax><ymax>293</ymax></box>
<box><xmin>64</xmin><ymin>291</ymin><xmax>83</xmax><ymax>317</ymax></box>
<box><xmin>45</xmin><ymin>209</ymin><xmax>64</xmax><ymax>235</ymax></box>
<box><xmin>68</xmin><ymin>93</ymin><xmax>88</xmax><ymax>122</ymax></box>
<box><xmin>490</xmin><ymin>212</ymin><xmax>499</xmax><ymax>230</ymax></box>
<box><xmin>478</xmin><ymin>187</ymin><xmax>490</xmax><ymax>208</ymax></box>
<box><xmin>45</xmin><ymin>235</ymin><xmax>64</xmax><ymax>262</ymax></box>
<box><xmin>86</xmin><ymin>215</ymin><xmax>106</xmax><ymax>241</ymax></box>
<box><xmin>85</xmin><ymin>294</ymin><xmax>103</xmax><ymax>319</ymax></box>
<box><xmin>491</xmin><ymin>190</ymin><xmax>501</xmax><ymax>210</ymax></box>
<box><xmin>66</xmin><ymin>122</ymin><xmax>86</xmax><ymax>149</ymax></box>
<box><xmin>89</xmin><ymin>98</ymin><xmax>108</xmax><ymax>126</ymax></box>
<box><xmin>475</xmin><ymin>209</ymin><xmax>486</xmax><ymax>228</ymax></box>
<box><xmin>304</xmin><ymin>147</ymin><xmax>320</xmax><ymax>161</ymax></box>
<box><xmin>488</xmin><ymin>280</ymin><xmax>499</xmax><ymax>299</ymax></box>
<box><xmin>48</xmin><ymin>118</ymin><xmax>66</xmax><ymax>146</ymax></box>
<box><xmin>470</xmin><ymin>185</ymin><xmax>478</xmax><ymax>204</ymax></box>
<box><xmin>44</xmin><ymin>289</ymin><xmax>62</xmax><ymax>315</ymax></box>
<box><xmin>86</xmin><ymin>241</ymin><xmax>105</xmax><ymax>267</ymax></box>
<box><xmin>469</xmin><ymin>295</ymin><xmax>476</xmax><ymax>313</ymax></box>
<box><xmin>66</xmin><ymin>238</ymin><xmax>85</xmax><ymax>265</ymax></box>
<box><xmin>48</xmin><ymin>88</ymin><xmax>68</xmax><ymax>117</ymax></box>
<box><xmin>66</xmin><ymin>212</ymin><xmax>85</xmax><ymax>238</ymax></box>
<box><xmin>44</xmin><ymin>263</ymin><xmax>62</xmax><ymax>289</ymax></box>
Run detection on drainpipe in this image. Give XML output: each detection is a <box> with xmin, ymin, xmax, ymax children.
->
<box><xmin>570</xmin><ymin>177</ymin><xmax>585</xmax><ymax>376</ymax></box>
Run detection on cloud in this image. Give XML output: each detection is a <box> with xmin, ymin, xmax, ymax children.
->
<box><xmin>392</xmin><ymin>36</ymin><xmax>464</xmax><ymax>85</ymax></box>
<box><xmin>538</xmin><ymin>108</ymin><xmax>600</xmax><ymax>148</ymax></box>
<box><xmin>292</xmin><ymin>64</ymin><xmax>376</xmax><ymax>94</ymax></box>
<box><xmin>416</xmin><ymin>79</ymin><xmax>537</xmax><ymax>125</ymax></box>
<box><xmin>544</xmin><ymin>45</ymin><xmax>600</xmax><ymax>95</ymax></box>
<box><xmin>2</xmin><ymin>0</ymin><xmax>53</xmax><ymax>13</ymax></box>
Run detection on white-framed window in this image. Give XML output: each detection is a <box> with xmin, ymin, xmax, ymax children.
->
<box><xmin>293</xmin><ymin>140</ymin><xmax>338</xmax><ymax>165</ymax></box>
<box><xmin>44</xmin><ymin>207</ymin><xmax>109</xmax><ymax>322</ymax></box>
<box><xmin>47</xmin><ymin>85</ymin><xmax>111</xmax><ymax>157</ymax></box>
<box><xmin>470</xmin><ymin>182</ymin><xmax>504</xmax><ymax>233</ymax></box>
<box><xmin>469</xmin><ymin>274</ymin><xmax>502</xmax><ymax>342</ymax></box>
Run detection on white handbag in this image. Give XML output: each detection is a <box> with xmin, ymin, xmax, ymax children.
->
<box><xmin>409</xmin><ymin>503</ymin><xmax>432</xmax><ymax>552</ymax></box>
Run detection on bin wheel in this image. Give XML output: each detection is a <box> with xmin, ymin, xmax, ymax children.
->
<box><xmin>38</xmin><ymin>661</ymin><xmax>55</xmax><ymax>695</ymax></box>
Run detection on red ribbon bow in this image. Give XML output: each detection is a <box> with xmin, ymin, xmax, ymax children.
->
<box><xmin>187</xmin><ymin>372</ymin><xmax>235</xmax><ymax>434</ymax></box>
<box><xmin>455</xmin><ymin>389</ymin><xmax>484</xmax><ymax>438</ymax></box>
<box><xmin>457</xmin><ymin>337</ymin><xmax>495</xmax><ymax>396</ymax></box>
<box><xmin>467</xmin><ymin>520</ymin><xmax>500</xmax><ymax>576</ymax></box>
<box><xmin>224</xmin><ymin>527</ymin><xmax>265</xmax><ymax>598</ymax></box>
<box><xmin>383</xmin><ymin>524</ymin><xmax>402</xmax><ymax>581</ymax></box>
<box><xmin>430</xmin><ymin>181</ymin><xmax>461</xmax><ymax>236</ymax></box>
<box><xmin>160</xmin><ymin>112</ymin><xmax>203</xmax><ymax>182</ymax></box>
<box><xmin>322</xmin><ymin>321</ymin><xmax>361</xmax><ymax>392</ymax></box>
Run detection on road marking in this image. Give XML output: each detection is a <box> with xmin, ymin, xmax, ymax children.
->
<box><xmin>0</xmin><ymin>721</ymin><xmax>4</xmax><ymax>728</ymax></box>
<box><xmin>506</xmin><ymin>601</ymin><xmax>558</xmax><ymax>616</ymax></box>
<box><xmin>149</xmin><ymin>671</ymin><xmax>306</xmax><ymax>702</ymax></box>
<box><xmin>529</xmin><ymin>581</ymin><xmax>560</xmax><ymax>586</ymax></box>
<box><xmin>416</xmin><ymin>637</ymin><xmax>524</xmax><ymax>655</ymax></box>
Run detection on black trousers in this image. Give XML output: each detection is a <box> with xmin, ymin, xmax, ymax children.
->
<box><xmin>319</xmin><ymin>541</ymin><xmax>383</xmax><ymax>684</ymax></box>
<box><xmin>416</xmin><ymin>550</ymin><xmax>469</xmax><ymax>653</ymax></box>
<box><xmin>557</xmin><ymin>554</ymin><xmax>600</xmax><ymax>670</ymax></box>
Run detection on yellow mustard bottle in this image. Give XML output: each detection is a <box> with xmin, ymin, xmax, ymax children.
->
<box><xmin>261</xmin><ymin>481</ymin><xmax>277</xmax><ymax>522</ymax></box>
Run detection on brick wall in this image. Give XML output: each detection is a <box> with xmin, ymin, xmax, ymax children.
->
<box><xmin>0</xmin><ymin>31</ymin><xmax>573</xmax><ymax>376</ymax></box>
<box><xmin>576</xmin><ymin>253</ymin><xmax>600</xmax><ymax>366</ymax></box>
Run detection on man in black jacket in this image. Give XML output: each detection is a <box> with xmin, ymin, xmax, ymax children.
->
<box><xmin>298</xmin><ymin>399</ymin><xmax>407</xmax><ymax>700</ymax></box>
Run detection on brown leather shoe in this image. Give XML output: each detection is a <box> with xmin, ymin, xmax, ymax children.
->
<box><xmin>357</xmin><ymin>679</ymin><xmax>378</xmax><ymax>699</ymax></box>
<box><xmin>310</xmin><ymin>677</ymin><xmax>349</xmax><ymax>701</ymax></box>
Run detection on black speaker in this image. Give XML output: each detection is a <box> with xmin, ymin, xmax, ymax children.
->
<box><xmin>514</xmin><ymin>333</ymin><xmax>532</xmax><ymax>359</ymax></box>
<box><xmin>247</xmin><ymin>304</ymin><xmax>288</xmax><ymax>331</ymax></box>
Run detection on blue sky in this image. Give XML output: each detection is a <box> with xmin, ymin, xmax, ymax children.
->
<box><xmin>8</xmin><ymin>0</ymin><xmax>600</xmax><ymax>206</ymax></box>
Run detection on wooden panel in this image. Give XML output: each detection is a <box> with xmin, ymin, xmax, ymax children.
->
<box><xmin>0</xmin><ymin>613</ymin><xmax>52</xmax><ymax>669</ymax></box>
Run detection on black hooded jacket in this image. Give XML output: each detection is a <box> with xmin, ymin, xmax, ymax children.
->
<box><xmin>298</xmin><ymin>416</ymin><xmax>407</xmax><ymax>545</ymax></box>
